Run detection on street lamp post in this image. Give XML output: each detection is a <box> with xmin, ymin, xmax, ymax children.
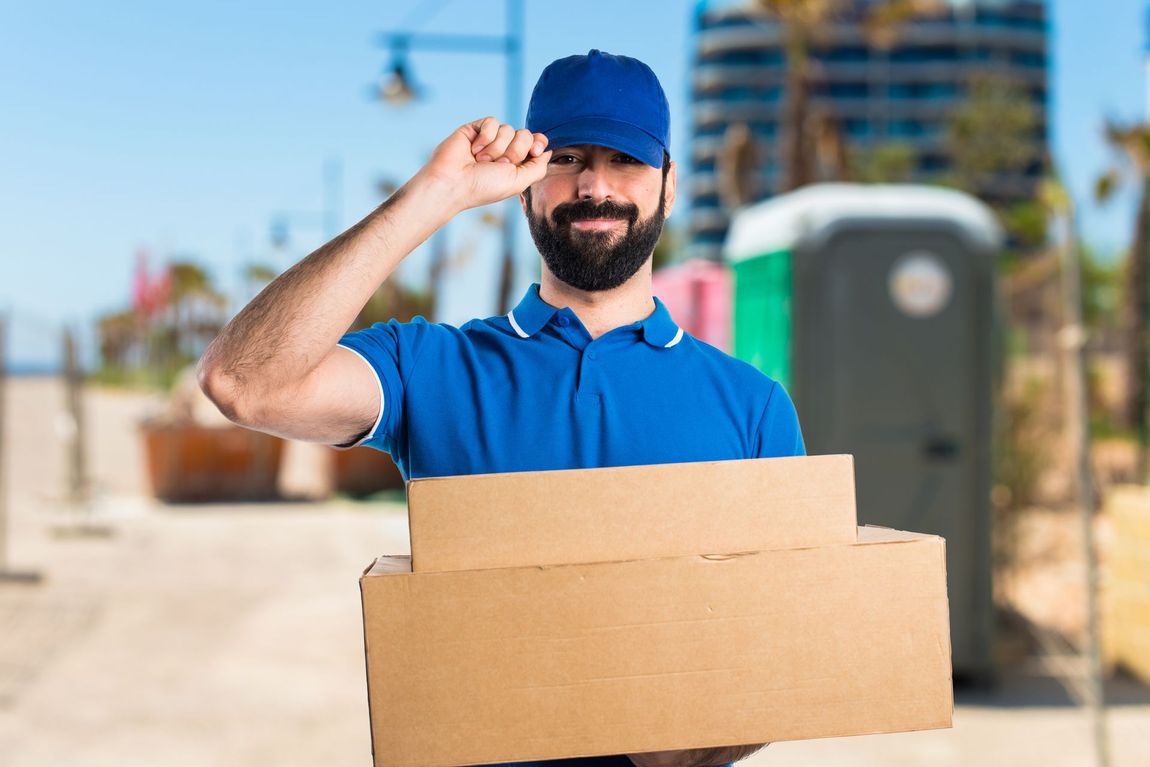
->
<box><xmin>270</xmin><ymin>158</ymin><xmax>344</xmax><ymax>250</ymax></box>
<box><xmin>375</xmin><ymin>0</ymin><xmax>525</xmax><ymax>315</ymax></box>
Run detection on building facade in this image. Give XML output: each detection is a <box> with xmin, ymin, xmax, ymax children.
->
<box><xmin>688</xmin><ymin>0</ymin><xmax>1049</xmax><ymax>260</ymax></box>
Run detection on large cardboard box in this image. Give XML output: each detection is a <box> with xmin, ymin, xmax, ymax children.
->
<box><xmin>360</xmin><ymin>526</ymin><xmax>952</xmax><ymax>767</ymax></box>
<box><xmin>407</xmin><ymin>454</ymin><xmax>857</xmax><ymax>572</ymax></box>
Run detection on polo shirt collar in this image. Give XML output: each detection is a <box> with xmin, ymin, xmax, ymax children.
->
<box><xmin>641</xmin><ymin>297</ymin><xmax>685</xmax><ymax>348</ymax></box>
<box><xmin>507</xmin><ymin>284</ymin><xmax>684</xmax><ymax>349</ymax></box>
<box><xmin>507</xmin><ymin>284</ymin><xmax>560</xmax><ymax>338</ymax></box>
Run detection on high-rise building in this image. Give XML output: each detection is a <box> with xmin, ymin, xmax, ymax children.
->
<box><xmin>688</xmin><ymin>0</ymin><xmax>1049</xmax><ymax>260</ymax></box>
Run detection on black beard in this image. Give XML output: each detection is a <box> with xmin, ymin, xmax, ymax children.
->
<box><xmin>525</xmin><ymin>193</ymin><xmax>666</xmax><ymax>293</ymax></box>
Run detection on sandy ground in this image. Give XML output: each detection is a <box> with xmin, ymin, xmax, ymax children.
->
<box><xmin>1</xmin><ymin>376</ymin><xmax>1148</xmax><ymax>766</ymax></box>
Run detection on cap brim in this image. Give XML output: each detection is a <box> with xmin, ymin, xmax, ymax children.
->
<box><xmin>542</xmin><ymin>116</ymin><xmax>665</xmax><ymax>168</ymax></box>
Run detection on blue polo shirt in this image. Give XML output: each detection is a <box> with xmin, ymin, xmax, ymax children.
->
<box><xmin>338</xmin><ymin>283</ymin><xmax>804</xmax><ymax>479</ymax></box>
<box><xmin>338</xmin><ymin>284</ymin><xmax>804</xmax><ymax>767</ymax></box>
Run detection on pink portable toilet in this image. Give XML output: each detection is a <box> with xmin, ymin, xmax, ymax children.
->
<box><xmin>652</xmin><ymin>259</ymin><xmax>733</xmax><ymax>352</ymax></box>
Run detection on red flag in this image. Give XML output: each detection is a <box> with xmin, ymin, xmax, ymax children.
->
<box><xmin>132</xmin><ymin>248</ymin><xmax>151</xmax><ymax>317</ymax></box>
<box><xmin>150</xmin><ymin>266</ymin><xmax>171</xmax><ymax>316</ymax></box>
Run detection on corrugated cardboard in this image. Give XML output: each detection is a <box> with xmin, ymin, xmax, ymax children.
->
<box><xmin>407</xmin><ymin>454</ymin><xmax>857</xmax><ymax>573</ymax></box>
<box><xmin>360</xmin><ymin>526</ymin><xmax>952</xmax><ymax>767</ymax></box>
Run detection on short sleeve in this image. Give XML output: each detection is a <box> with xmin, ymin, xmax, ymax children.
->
<box><xmin>337</xmin><ymin>317</ymin><xmax>433</xmax><ymax>454</ymax></box>
<box><xmin>754</xmin><ymin>380</ymin><xmax>806</xmax><ymax>458</ymax></box>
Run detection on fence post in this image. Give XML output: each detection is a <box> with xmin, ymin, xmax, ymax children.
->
<box><xmin>0</xmin><ymin>311</ymin><xmax>42</xmax><ymax>584</ymax></box>
<box><xmin>63</xmin><ymin>326</ymin><xmax>87</xmax><ymax>507</ymax></box>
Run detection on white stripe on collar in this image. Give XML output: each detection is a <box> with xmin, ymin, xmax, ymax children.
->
<box><xmin>507</xmin><ymin>310</ymin><xmax>530</xmax><ymax>339</ymax></box>
<box><xmin>664</xmin><ymin>327</ymin><xmax>684</xmax><ymax>348</ymax></box>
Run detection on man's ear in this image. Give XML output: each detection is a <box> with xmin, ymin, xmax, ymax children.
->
<box><xmin>519</xmin><ymin>187</ymin><xmax>531</xmax><ymax>216</ymax></box>
<box><xmin>663</xmin><ymin>160</ymin><xmax>677</xmax><ymax>218</ymax></box>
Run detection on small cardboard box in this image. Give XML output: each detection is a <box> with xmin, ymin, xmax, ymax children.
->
<box><xmin>407</xmin><ymin>454</ymin><xmax>857</xmax><ymax>573</ymax></box>
<box><xmin>360</xmin><ymin>526</ymin><xmax>952</xmax><ymax>767</ymax></box>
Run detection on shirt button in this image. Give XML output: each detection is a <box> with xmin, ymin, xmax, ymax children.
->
<box><xmin>557</xmin><ymin>316</ymin><xmax>569</xmax><ymax>327</ymax></box>
<box><xmin>587</xmin><ymin>350</ymin><xmax>597</xmax><ymax>360</ymax></box>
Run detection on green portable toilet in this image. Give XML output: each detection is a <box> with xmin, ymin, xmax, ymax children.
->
<box><xmin>726</xmin><ymin>183</ymin><xmax>1002</xmax><ymax>681</ymax></box>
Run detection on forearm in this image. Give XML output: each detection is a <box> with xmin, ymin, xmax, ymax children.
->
<box><xmin>628</xmin><ymin>743</ymin><xmax>769</xmax><ymax>767</ymax></box>
<box><xmin>197</xmin><ymin>116</ymin><xmax>548</xmax><ymax>432</ymax></box>
<box><xmin>198</xmin><ymin>176</ymin><xmax>455</xmax><ymax>415</ymax></box>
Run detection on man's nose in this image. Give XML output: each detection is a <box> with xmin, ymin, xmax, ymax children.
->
<box><xmin>576</xmin><ymin>165</ymin><xmax>613</xmax><ymax>203</ymax></box>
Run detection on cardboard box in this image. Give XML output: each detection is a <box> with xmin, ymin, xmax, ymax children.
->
<box><xmin>408</xmin><ymin>455</ymin><xmax>857</xmax><ymax>573</ymax></box>
<box><xmin>360</xmin><ymin>526</ymin><xmax>952</xmax><ymax>767</ymax></box>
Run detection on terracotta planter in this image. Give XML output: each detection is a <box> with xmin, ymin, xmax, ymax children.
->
<box><xmin>142</xmin><ymin>423</ymin><xmax>284</xmax><ymax>503</ymax></box>
<box><xmin>331</xmin><ymin>446</ymin><xmax>405</xmax><ymax>498</ymax></box>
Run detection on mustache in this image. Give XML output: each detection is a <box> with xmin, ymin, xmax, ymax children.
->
<box><xmin>550</xmin><ymin>199</ymin><xmax>639</xmax><ymax>227</ymax></box>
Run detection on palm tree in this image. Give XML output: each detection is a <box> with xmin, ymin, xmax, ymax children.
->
<box><xmin>753</xmin><ymin>0</ymin><xmax>942</xmax><ymax>190</ymax></box>
<box><xmin>946</xmin><ymin>74</ymin><xmax>1041</xmax><ymax>198</ymax></box>
<box><xmin>1096</xmin><ymin>122</ymin><xmax>1150</xmax><ymax>475</ymax></box>
<box><xmin>165</xmin><ymin>260</ymin><xmax>228</xmax><ymax>369</ymax></box>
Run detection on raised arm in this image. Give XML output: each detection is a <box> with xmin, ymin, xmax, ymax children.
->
<box><xmin>197</xmin><ymin>118</ymin><xmax>549</xmax><ymax>444</ymax></box>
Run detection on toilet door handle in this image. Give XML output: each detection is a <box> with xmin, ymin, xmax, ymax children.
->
<box><xmin>923</xmin><ymin>436</ymin><xmax>960</xmax><ymax>462</ymax></box>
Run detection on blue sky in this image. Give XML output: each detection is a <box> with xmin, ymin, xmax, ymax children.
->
<box><xmin>1</xmin><ymin>0</ymin><xmax>1145</xmax><ymax>366</ymax></box>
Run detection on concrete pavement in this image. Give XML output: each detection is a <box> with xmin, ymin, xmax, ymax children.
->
<box><xmin>1</xmin><ymin>499</ymin><xmax>1147</xmax><ymax>767</ymax></box>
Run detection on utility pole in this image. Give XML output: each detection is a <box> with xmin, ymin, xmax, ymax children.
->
<box><xmin>1051</xmin><ymin>183</ymin><xmax>1109</xmax><ymax>767</ymax></box>
<box><xmin>0</xmin><ymin>312</ymin><xmax>42</xmax><ymax>584</ymax></box>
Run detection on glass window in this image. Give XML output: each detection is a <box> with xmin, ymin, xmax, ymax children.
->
<box><xmin>890</xmin><ymin>120</ymin><xmax>926</xmax><ymax>138</ymax></box>
<box><xmin>890</xmin><ymin>47</ymin><xmax>959</xmax><ymax>64</ymax></box>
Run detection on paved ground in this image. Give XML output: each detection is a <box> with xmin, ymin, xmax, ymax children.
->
<box><xmin>1</xmin><ymin>499</ymin><xmax>1148</xmax><ymax>767</ymax></box>
<box><xmin>0</xmin><ymin>499</ymin><xmax>405</xmax><ymax>767</ymax></box>
<box><xmin>1</xmin><ymin>378</ymin><xmax>1148</xmax><ymax>766</ymax></box>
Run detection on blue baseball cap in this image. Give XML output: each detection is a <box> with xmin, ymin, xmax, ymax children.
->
<box><xmin>525</xmin><ymin>50</ymin><xmax>670</xmax><ymax>169</ymax></box>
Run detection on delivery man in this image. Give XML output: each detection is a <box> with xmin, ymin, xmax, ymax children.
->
<box><xmin>198</xmin><ymin>50</ymin><xmax>801</xmax><ymax>767</ymax></box>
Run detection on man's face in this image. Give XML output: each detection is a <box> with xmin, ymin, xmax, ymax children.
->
<box><xmin>521</xmin><ymin>144</ymin><xmax>676</xmax><ymax>292</ymax></box>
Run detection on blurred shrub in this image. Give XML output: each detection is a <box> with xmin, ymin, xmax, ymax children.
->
<box><xmin>94</xmin><ymin>259</ymin><xmax>227</xmax><ymax>389</ymax></box>
<box><xmin>994</xmin><ymin>374</ymin><xmax>1052</xmax><ymax>512</ymax></box>
<box><xmin>992</xmin><ymin>374</ymin><xmax>1054</xmax><ymax>575</ymax></box>
<box><xmin>353</xmin><ymin>282</ymin><xmax>433</xmax><ymax>330</ymax></box>
<box><xmin>847</xmin><ymin>142</ymin><xmax>917</xmax><ymax>184</ymax></box>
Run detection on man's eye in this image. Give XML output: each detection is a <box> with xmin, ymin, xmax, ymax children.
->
<box><xmin>551</xmin><ymin>154</ymin><xmax>580</xmax><ymax>164</ymax></box>
<box><xmin>614</xmin><ymin>153</ymin><xmax>640</xmax><ymax>164</ymax></box>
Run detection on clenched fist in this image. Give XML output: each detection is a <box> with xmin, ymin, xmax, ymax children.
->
<box><xmin>415</xmin><ymin>116</ymin><xmax>551</xmax><ymax>213</ymax></box>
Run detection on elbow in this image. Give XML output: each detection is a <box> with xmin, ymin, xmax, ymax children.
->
<box><xmin>196</xmin><ymin>357</ymin><xmax>254</xmax><ymax>426</ymax></box>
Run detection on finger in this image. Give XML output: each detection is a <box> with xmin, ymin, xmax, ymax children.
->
<box><xmin>460</xmin><ymin>115</ymin><xmax>491</xmax><ymax>143</ymax></box>
<box><xmin>471</xmin><ymin>117</ymin><xmax>500</xmax><ymax>154</ymax></box>
<box><xmin>500</xmin><ymin>129</ymin><xmax>536</xmax><ymax>165</ymax></box>
<box><xmin>457</xmin><ymin>118</ymin><xmax>480</xmax><ymax>142</ymax></box>
<box><xmin>529</xmin><ymin>132</ymin><xmax>548</xmax><ymax>157</ymax></box>
<box><xmin>476</xmin><ymin>123</ymin><xmax>515</xmax><ymax>162</ymax></box>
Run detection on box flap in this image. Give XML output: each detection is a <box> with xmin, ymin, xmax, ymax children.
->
<box><xmin>361</xmin><ymin>555</ymin><xmax>413</xmax><ymax>578</ymax></box>
<box><xmin>856</xmin><ymin>525</ymin><xmax>943</xmax><ymax>545</ymax></box>
<box><xmin>408</xmin><ymin>454</ymin><xmax>858</xmax><ymax>573</ymax></box>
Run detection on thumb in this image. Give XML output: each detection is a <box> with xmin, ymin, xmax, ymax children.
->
<box><xmin>515</xmin><ymin>150</ymin><xmax>552</xmax><ymax>187</ymax></box>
